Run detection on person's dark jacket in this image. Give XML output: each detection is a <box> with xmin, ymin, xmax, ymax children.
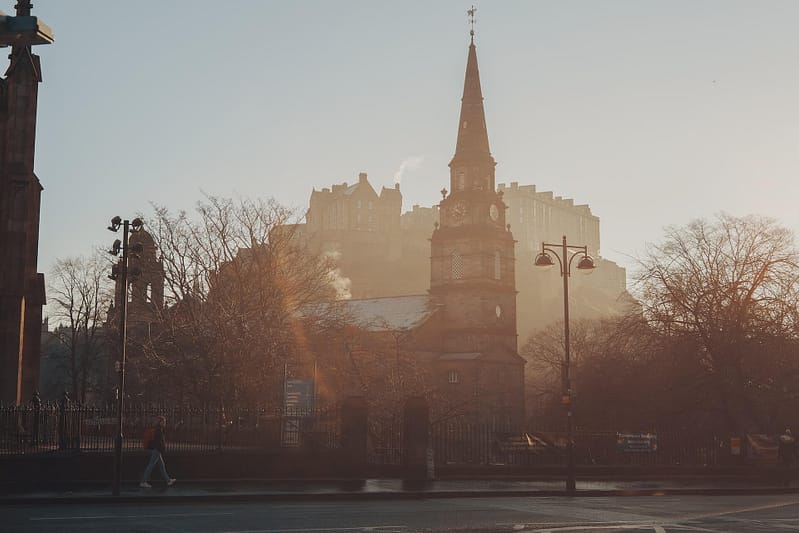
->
<box><xmin>149</xmin><ymin>426</ymin><xmax>166</xmax><ymax>454</ymax></box>
<box><xmin>778</xmin><ymin>435</ymin><xmax>796</xmax><ymax>464</ymax></box>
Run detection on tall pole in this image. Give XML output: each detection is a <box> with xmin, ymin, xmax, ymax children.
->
<box><xmin>112</xmin><ymin>220</ymin><xmax>130</xmax><ymax>496</ymax></box>
<box><xmin>535</xmin><ymin>235</ymin><xmax>595</xmax><ymax>493</ymax></box>
<box><xmin>561</xmin><ymin>235</ymin><xmax>576</xmax><ymax>492</ymax></box>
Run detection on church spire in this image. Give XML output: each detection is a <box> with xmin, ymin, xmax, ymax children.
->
<box><xmin>449</xmin><ymin>7</ymin><xmax>495</xmax><ymax>192</ymax></box>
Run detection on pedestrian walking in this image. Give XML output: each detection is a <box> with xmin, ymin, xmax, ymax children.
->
<box><xmin>140</xmin><ymin>415</ymin><xmax>176</xmax><ymax>488</ymax></box>
<box><xmin>778</xmin><ymin>428</ymin><xmax>796</xmax><ymax>487</ymax></box>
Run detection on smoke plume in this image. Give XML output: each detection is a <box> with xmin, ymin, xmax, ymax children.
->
<box><xmin>393</xmin><ymin>156</ymin><xmax>423</xmax><ymax>185</ymax></box>
<box><xmin>324</xmin><ymin>250</ymin><xmax>352</xmax><ymax>300</ymax></box>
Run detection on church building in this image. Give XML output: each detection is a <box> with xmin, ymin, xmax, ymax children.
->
<box><xmin>306</xmin><ymin>31</ymin><xmax>525</xmax><ymax>426</ymax></box>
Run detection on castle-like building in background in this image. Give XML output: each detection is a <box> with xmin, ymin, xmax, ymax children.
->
<box><xmin>498</xmin><ymin>182</ymin><xmax>628</xmax><ymax>341</ymax></box>
<box><xmin>300</xmin><ymin>182</ymin><xmax>627</xmax><ymax>344</ymax></box>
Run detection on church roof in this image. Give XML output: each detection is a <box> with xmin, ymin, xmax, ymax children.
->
<box><xmin>438</xmin><ymin>352</ymin><xmax>482</xmax><ymax>361</ymax></box>
<box><xmin>302</xmin><ymin>294</ymin><xmax>438</xmax><ymax>332</ymax></box>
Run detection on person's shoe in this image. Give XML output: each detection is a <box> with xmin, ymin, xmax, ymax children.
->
<box><xmin>166</xmin><ymin>478</ymin><xmax>176</xmax><ymax>486</ymax></box>
<box><xmin>139</xmin><ymin>482</ymin><xmax>152</xmax><ymax>488</ymax></box>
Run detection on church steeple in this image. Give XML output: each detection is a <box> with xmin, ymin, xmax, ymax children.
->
<box><xmin>428</xmin><ymin>10</ymin><xmax>523</xmax><ymax>427</ymax></box>
<box><xmin>452</xmin><ymin>40</ymin><xmax>492</xmax><ymax>164</ymax></box>
<box><xmin>449</xmin><ymin>23</ymin><xmax>496</xmax><ymax>194</ymax></box>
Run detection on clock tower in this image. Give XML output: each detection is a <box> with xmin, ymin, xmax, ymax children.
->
<box><xmin>430</xmin><ymin>31</ymin><xmax>519</xmax><ymax>362</ymax></box>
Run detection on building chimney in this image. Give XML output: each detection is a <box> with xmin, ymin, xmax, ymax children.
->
<box><xmin>359</xmin><ymin>172</ymin><xmax>368</xmax><ymax>183</ymax></box>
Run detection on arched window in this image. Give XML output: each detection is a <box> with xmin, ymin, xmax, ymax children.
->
<box><xmin>451</xmin><ymin>252</ymin><xmax>464</xmax><ymax>280</ymax></box>
<box><xmin>494</xmin><ymin>251</ymin><xmax>501</xmax><ymax>280</ymax></box>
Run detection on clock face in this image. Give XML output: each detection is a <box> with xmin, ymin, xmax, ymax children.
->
<box><xmin>451</xmin><ymin>202</ymin><xmax>467</xmax><ymax>224</ymax></box>
<box><xmin>495</xmin><ymin>304</ymin><xmax>502</xmax><ymax>319</ymax></box>
<box><xmin>489</xmin><ymin>204</ymin><xmax>499</xmax><ymax>222</ymax></box>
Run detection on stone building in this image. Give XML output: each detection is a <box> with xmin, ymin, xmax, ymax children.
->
<box><xmin>498</xmin><ymin>182</ymin><xmax>629</xmax><ymax>341</ymax></box>
<box><xmin>107</xmin><ymin>228</ymin><xmax>165</xmax><ymax>328</ymax></box>
<box><xmin>0</xmin><ymin>2</ymin><xmax>54</xmax><ymax>404</ymax></box>
<box><xmin>300</xmin><ymin>33</ymin><xmax>526</xmax><ymax>426</ymax></box>
<box><xmin>428</xmin><ymin>31</ymin><xmax>525</xmax><ymax>424</ymax></box>
<box><xmin>303</xmin><ymin>173</ymin><xmax>411</xmax><ymax>298</ymax></box>
<box><xmin>498</xmin><ymin>183</ymin><xmax>600</xmax><ymax>258</ymax></box>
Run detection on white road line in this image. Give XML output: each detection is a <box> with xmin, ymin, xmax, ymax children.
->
<box><xmin>223</xmin><ymin>527</ymin><xmax>407</xmax><ymax>533</ymax></box>
<box><xmin>31</xmin><ymin>512</ymin><xmax>234</xmax><ymax>521</ymax></box>
<box><xmin>521</xmin><ymin>526</ymin><xmax>651</xmax><ymax>532</ymax></box>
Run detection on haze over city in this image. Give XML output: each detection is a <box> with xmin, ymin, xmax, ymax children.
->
<box><xmin>33</xmin><ymin>0</ymin><xmax>799</xmax><ymax>280</ymax></box>
<box><xmin>6</xmin><ymin>2</ymin><xmax>799</xmax><ymax>529</ymax></box>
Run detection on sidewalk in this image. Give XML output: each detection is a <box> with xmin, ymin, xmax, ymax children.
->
<box><xmin>3</xmin><ymin>477</ymin><xmax>799</xmax><ymax>505</ymax></box>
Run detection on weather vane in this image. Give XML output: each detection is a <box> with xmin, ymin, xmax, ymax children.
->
<box><xmin>467</xmin><ymin>5</ymin><xmax>477</xmax><ymax>41</ymax></box>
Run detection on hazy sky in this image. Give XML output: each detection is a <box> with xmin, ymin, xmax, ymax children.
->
<box><xmin>29</xmin><ymin>0</ymin><xmax>799</xmax><ymax>282</ymax></box>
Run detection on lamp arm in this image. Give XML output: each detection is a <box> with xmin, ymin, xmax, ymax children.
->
<box><xmin>541</xmin><ymin>244</ymin><xmax>565</xmax><ymax>276</ymax></box>
<box><xmin>566</xmin><ymin>246</ymin><xmax>589</xmax><ymax>275</ymax></box>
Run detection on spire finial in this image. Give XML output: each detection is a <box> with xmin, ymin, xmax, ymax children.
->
<box><xmin>467</xmin><ymin>5</ymin><xmax>476</xmax><ymax>43</ymax></box>
<box><xmin>15</xmin><ymin>0</ymin><xmax>32</xmax><ymax>16</ymax></box>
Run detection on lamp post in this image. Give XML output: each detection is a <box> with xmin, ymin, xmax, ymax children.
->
<box><xmin>107</xmin><ymin>216</ymin><xmax>143</xmax><ymax>496</ymax></box>
<box><xmin>534</xmin><ymin>235</ymin><xmax>595</xmax><ymax>492</ymax></box>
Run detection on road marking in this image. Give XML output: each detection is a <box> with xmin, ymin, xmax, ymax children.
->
<box><xmin>223</xmin><ymin>527</ymin><xmax>407</xmax><ymax>533</ymax></box>
<box><xmin>527</xmin><ymin>524</ymin><xmax>652</xmax><ymax>533</ymax></box>
<box><xmin>674</xmin><ymin>497</ymin><xmax>799</xmax><ymax>523</ymax></box>
<box><xmin>31</xmin><ymin>512</ymin><xmax>234</xmax><ymax>521</ymax></box>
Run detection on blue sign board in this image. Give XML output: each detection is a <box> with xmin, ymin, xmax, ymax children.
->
<box><xmin>284</xmin><ymin>379</ymin><xmax>314</xmax><ymax>411</ymax></box>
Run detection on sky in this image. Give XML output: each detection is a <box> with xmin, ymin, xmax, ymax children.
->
<box><xmin>27</xmin><ymin>0</ymin><xmax>799</xmax><ymax>283</ymax></box>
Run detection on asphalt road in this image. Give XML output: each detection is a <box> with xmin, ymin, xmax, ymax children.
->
<box><xmin>6</xmin><ymin>494</ymin><xmax>799</xmax><ymax>532</ymax></box>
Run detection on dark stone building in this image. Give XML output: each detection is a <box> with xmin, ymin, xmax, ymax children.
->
<box><xmin>0</xmin><ymin>2</ymin><xmax>53</xmax><ymax>404</ymax></box>
<box><xmin>428</xmin><ymin>33</ymin><xmax>524</xmax><ymax>424</ymax></box>
<box><xmin>302</xmin><ymin>34</ymin><xmax>526</xmax><ymax>426</ymax></box>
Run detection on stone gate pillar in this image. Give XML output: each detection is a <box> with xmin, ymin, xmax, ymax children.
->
<box><xmin>340</xmin><ymin>396</ymin><xmax>368</xmax><ymax>479</ymax></box>
<box><xmin>403</xmin><ymin>396</ymin><xmax>434</xmax><ymax>481</ymax></box>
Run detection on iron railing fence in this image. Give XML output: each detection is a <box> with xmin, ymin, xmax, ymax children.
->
<box><xmin>1</xmin><ymin>402</ymin><xmax>738</xmax><ymax>467</ymax></box>
<box><xmin>367</xmin><ymin>414</ymin><xmax>404</xmax><ymax>466</ymax></box>
<box><xmin>431</xmin><ymin>421</ymin><xmax>735</xmax><ymax>467</ymax></box>
<box><xmin>0</xmin><ymin>402</ymin><xmax>340</xmax><ymax>455</ymax></box>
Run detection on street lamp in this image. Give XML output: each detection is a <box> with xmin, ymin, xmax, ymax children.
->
<box><xmin>534</xmin><ymin>235</ymin><xmax>595</xmax><ymax>492</ymax></box>
<box><xmin>107</xmin><ymin>216</ymin><xmax>143</xmax><ymax>496</ymax></box>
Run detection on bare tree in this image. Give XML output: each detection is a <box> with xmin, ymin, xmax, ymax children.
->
<box><xmin>635</xmin><ymin>213</ymin><xmax>799</xmax><ymax>432</ymax></box>
<box><xmin>522</xmin><ymin>316</ymin><xmax>661</xmax><ymax>430</ymax></box>
<box><xmin>46</xmin><ymin>254</ymin><xmax>112</xmax><ymax>403</ymax></box>
<box><xmin>137</xmin><ymin>196</ymin><xmax>337</xmax><ymax>404</ymax></box>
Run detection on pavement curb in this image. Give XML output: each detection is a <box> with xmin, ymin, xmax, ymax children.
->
<box><xmin>4</xmin><ymin>486</ymin><xmax>799</xmax><ymax>505</ymax></box>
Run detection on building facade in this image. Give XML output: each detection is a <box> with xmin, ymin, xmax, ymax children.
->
<box><xmin>0</xmin><ymin>2</ymin><xmax>53</xmax><ymax>404</ymax></box>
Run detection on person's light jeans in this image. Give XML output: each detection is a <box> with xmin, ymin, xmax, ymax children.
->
<box><xmin>142</xmin><ymin>449</ymin><xmax>170</xmax><ymax>482</ymax></box>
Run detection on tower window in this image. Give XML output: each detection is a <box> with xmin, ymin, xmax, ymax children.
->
<box><xmin>457</xmin><ymin>173</ymin><xmax>465</xmax><ymax>191</ymax></box>
<box><xmin>494</xmin><ymin>251</ymin><xmax>501</xmax><ymax>280</ymax></box>
<box><xmin>448</xmin><ymin>370</ymin><xmax>460</xmax><ymax>384</ymax></box>
<box><xmin>451</xmin><ymin>252</ymin><xmax>464</xmax><ymax>280</ymax></box>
